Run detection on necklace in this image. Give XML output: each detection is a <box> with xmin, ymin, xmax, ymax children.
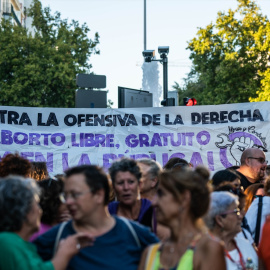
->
<box><xmin>225</xmin><ymin>240</ymin><xmax>246</xmax><ymax>270</ymax></box>
<box><xmin>160</xmin><ymin>232</ymin><xmax>199</xmax><ymax>269</ymax></box>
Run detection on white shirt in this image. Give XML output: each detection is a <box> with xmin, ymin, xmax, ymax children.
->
<box><xmin>245</xmin><ymin>196</ymin><xmax>270</xmax><ymax>242</ymax></box>
<box><xmin>225</xmin><ymin>237</ymin><xmax>258</xmax><ymax>270</ymax></box>
<box><xmin>235</xmin><ymin>229</ymin><xmax>254</xmax><ymax>246</ymax></box>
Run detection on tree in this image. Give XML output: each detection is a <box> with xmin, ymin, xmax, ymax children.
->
<box><xmin>174</xmin><ymin>0</ymin><xmax>270</xmax><ymax>105</ymax></box>
<box><xmin>0</xmin><ymin>0</ymin><xmax>99</xmax><ymax>107</ymax></box>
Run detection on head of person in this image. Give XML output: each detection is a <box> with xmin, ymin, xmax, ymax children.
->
<box><xmin>137</xmin><ymin>159</ymin><xmax>162</xmax><ymax>195</ymax></box>
<box><xmin>0</xmin><ymin>153</ymin><xmax>31</xmax><ymax>178</ymax></box>
<box><xmin>240</xmin><ymin>148</ymin><xmax>267</xmax><ymax>181</ymax></box>
<box><xmin>38</xmin><ymin>177</ymin><xmax>67</xmax><ymax>225</ymax></box>
<box><xmin>154</xmin><ymin>166</ymin><xmax>210</xmax><ymax>226</ymax></box>
<box><xmin>29</xmin><ymin>162</ymin><xmax>48</xmax><ymax>181</ymax></box>
<box><xmin>244</xmin><ymin>183</ymin><xmax>265</xmax><ymax>212</ymax></box>
<box><xmin>64</xmin><ymin>165</ymin><xmax>110</xmax><ymax>222</ymax></box>
<box><xmin>204</xmin><ymin>191</ymin><xmax>242</xmax><ymax>237</ymax></box>
<box><xmin>109</xmin><ymin>158</ymin><xmax>141</xmax><ymax>206</ymax></box>
<box><xmin>212</xmin><ymin>169</ymin><xmax>241</xmax><ymax>189</ymax></box>
<box><xmin>163</xmin><ymin>157</ymin><xmax>189</xmax><ymax>171</ymax></box>
<box><xmin>214</xmin><ymin>183</ymin><xmax>246</xmax><ymax>216</ymax></box>
<box><xmin>0</xmin><ymin>176</ymin><xmax>41</xmax><ymax>235</ymax></box>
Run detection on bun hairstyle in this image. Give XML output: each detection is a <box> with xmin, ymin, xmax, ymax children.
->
<box><xmin>158</xmin><ymin>166</ymin><xmax>210</xmax><ymax>221</ymax></box>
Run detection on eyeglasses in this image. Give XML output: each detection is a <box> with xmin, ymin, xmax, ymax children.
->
<box><xmin>59</xmin><ymin>190</ymin><xmax>91</xmax><ymax>203</ymax></box>
<box><xmin>220</xmin><ymin>208</ymin><xmax>241</xmax><ymax>217</ymax></box>
<box><xmin>248</xmin><ymin>157</ymin><xmax>268</xmax><ymax>164</ymax></box>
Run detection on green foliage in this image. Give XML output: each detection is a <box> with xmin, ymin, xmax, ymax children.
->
<box><xmin>176</xmin><ymin>0</ymin><xmax>270</xmax><ymax>105</ymax></box>
<box><xmin>0</xmin><ymin>0</ymin><xmax>99</xmax><ymax>107</ymax></box>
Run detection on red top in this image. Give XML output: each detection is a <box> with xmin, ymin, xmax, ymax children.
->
<box><xmin>258</xmin><ymin>215</ymin><xmax>270</xmax><ymax>269</ymax></box>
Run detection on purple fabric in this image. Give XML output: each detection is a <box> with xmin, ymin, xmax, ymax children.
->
<box><xmin>108</xmin><ymin>198</ymin><xmax>152</xmax><ymax>223</ymax></box>
<box><xmin>30</xmin><ymin>223</ymin><xmax>52</xmax><ymax>242</ymax></box>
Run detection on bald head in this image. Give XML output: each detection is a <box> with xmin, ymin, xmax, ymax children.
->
<box><xmin>240</xmin><ymin>148</ymin><xmax>265</xmax><ymax>165</ymax></box>
<box><xmin>239</xmin><ymin>148</ymin><xmax>267</xmax><ymax>182</ymax></box>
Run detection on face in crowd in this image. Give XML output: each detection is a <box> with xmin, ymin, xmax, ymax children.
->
<box><xmin>113</xmin><ymin>171</ymin><xmax>139</xmax><ymax>206</ymax></box>
<box><xmin>109</xmin><ymin>158</ymin><xmax>141</xmax><ymax>206</ymax></box>
<box><xmin>245</xmin><ymin>149</ymin><xmax>267</xmax><ymax>181</ymax></box>
<box><xmin>62</xmin><ymin>165</ymin><xmax>109</xmax><ymax>223</ymax></box>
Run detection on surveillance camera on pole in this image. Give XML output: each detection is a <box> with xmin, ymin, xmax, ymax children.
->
<box><xmin>142</xmin><ymin>46</ymin><xmax>172</xmax><ymax>107</ymax></box>
<box><xmin>158</xmin><ymin>46</ymin><xmax>169</xmax><ymax>56</ymax></box>
<box><xmin>142</xmin><ymin>50</ymin><xmax>155</xmax><ymax>62</ymax></box>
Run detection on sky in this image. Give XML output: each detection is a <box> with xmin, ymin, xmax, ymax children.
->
<box><xmin>41</xmin><ymin>0</ymin><xmax>270</xmax><ymax>107</ymax></box>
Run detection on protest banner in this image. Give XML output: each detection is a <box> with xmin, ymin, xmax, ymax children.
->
<box><xmin>0</xmin><ymin>101</ymin><xmax>269</xmax><ymax>175</ymax></box>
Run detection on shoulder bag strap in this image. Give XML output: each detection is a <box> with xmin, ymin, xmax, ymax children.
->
<box><xmin>255</xmin><ymin>196</ymin><xmax>263</xmax><ymax>246</ymax></box>
<box><xmin>53</xmin><ymin>221</ymin><xmax>68</xmax><ymax>256</ymax></box>
<box><xmin>145</xmin><ymin>244</ymin><xmax>161</xmax><ymax>270</ymax></box>
<box><xmin>118</xmin><ymin>216</ymin><xmax>141</xmax><ymax>248</ymax></box>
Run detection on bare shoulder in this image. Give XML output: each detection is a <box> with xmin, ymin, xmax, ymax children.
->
<box><xmin>138</xmin><ymin>245</ymin><xmax>151</xmax><ymax>270</ymax></box>
<box><xmin>194</xmin><ymin>234</ymin><xmax>226</xmax><ymax>270</ymax></box>
<box><xmin>199</xmin><ymin>233</ymin><xmax>224</xmax><ymax>251</ymax></box>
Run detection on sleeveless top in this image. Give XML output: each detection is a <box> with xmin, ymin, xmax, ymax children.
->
<box><xmin>145</xmin><ymin>234</ymin><xmax>201</xmax><ymax>270</ymax></box>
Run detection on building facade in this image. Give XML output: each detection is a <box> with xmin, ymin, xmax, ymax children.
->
<box><xmin>0</xmin><ymin>0</ymin><xmax>33</xmax><ymax>31</ymax></box>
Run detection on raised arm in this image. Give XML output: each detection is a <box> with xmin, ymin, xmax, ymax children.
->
<box><xmin>52</xmin><ymin>233</ymin><xmax>95</xmax><ymax>270</ymax></box>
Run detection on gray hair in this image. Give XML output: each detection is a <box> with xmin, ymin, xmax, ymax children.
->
<box><xmin>0</xmin><ymin>176</ymin><xmax>40</xmax><ymax>232</ymax></box>
<box><xmin>137</xmin><ymin>158</ymin><xmax>162</xmax><ymax>180</ymax></box>
<box><xmin>109</xmin><ymin>158</ymin><xmax>141</xmax><ymax>184</ymax></box>
<box><xmin>204</xmin><ymin>191</ymin><xmax>238</xmax><ymax>230</ymax></box>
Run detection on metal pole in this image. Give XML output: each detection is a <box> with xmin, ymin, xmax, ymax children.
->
<box><xmin>163</xmin><ymin>56</ymin><xmax>168</xmax><ymax>100</ymax></box>
<box><xmin>144</xmin><ymin>0</ymin><xmax>146</xmax><ymax>50</ymax></box>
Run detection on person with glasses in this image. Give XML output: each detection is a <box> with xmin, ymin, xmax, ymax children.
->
<box><xmin>34</xmin><ymin>165</ymin><xmax>158</xmax><ymax>270</ymax></box>
<box><xmin>233</xmin><ymin>148</ymin><xmax>267</xmax><ymax>190</ymax></box>
<box><xmin>205</xmin><ymin>191</ymin><xmax>258</xmax><ymax>270</ymax></box>
<box><xmin>214</xmin><ymin>183</ymin><xmax>256</xmax><ymax>251</ymax></box>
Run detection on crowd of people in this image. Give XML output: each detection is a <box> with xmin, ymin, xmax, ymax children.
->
<box><xmin>0</xmin><ymin>148</ymin><xmax>269</xmax><ymax>270</ymax></box>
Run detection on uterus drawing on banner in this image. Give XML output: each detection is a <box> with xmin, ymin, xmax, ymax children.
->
<box><xmin>215</xmin><ymin>126</ymin><xmax>267</xmax><ymax>168</ymax></box>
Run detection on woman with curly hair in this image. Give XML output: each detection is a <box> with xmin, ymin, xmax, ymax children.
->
<box><xmin>30</xmin><ymin>177</ymin><xmax>70</xmax><ymax>241</ymax></box>
<box><xmin>29</xmin><ymin>162</ymin><xmax>49</xmax><ymax>181</ymax></box>
<box><xmin>0</xmin><ymin>153</ymin><xmax>31</xmax><ymax>177</ymax></box>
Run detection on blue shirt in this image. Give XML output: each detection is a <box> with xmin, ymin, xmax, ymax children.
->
<box><xmin>34</xmin><ymin>216</ymin><xmax>159</xmax><ymax>270</ymax></box>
